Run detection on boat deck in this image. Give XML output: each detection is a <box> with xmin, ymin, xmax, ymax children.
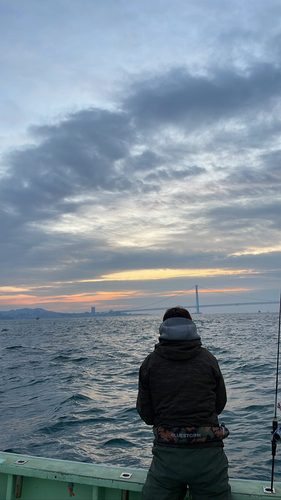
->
<box><xmin>0</xmin><ymin>451</ymin><xmax>281</xmax><ymax>499</ymax></box>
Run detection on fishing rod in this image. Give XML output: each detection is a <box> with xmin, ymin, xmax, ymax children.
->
<box><xmin>266</xmin><ymin>293</ymin><xmax>281</xmax><ymax>494</ymax></box>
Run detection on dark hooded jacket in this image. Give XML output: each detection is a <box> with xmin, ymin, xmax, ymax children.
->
<box><xmin>137</xmin><ymin>318</ymin><xmax>227</xmax><ymax>431</ymax></box>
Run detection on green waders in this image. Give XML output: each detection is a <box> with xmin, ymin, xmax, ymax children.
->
<box><xmin>142</xmin><ymin>445</ymin><xmax>231</xmax><ymax>500</ymax></box>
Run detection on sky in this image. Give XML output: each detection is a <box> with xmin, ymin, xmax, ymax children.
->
<box><xmin>1</xmin><ymin>0</ymin><xmax>281</xmax><ymax>314</ymax></box>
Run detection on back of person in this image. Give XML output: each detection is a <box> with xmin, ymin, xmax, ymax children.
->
<box><xmin>137</xmin><ymin>306</ymin><xmax>231</xmax><ymax>500</ymax></box>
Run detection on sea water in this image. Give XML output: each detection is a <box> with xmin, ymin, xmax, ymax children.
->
<box><xmin>0</xmin><ymin>313</ymin><xmax>280</xmax><ymax>481</ymax></box>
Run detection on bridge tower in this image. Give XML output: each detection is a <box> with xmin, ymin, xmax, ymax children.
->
<box><xmin>195</xmin><ymin>285</ymin><xmax>200</xmax><ymax>314</ymax></box>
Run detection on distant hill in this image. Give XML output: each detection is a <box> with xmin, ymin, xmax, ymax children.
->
<box><xmin>0</xmin><ymin>308</ymin><xmax>129</xmax><ymax>320</ymax></box>
<box><xmin>0</xmin><ymin>308</ymin><xmax>75</xmax><ymax>320</ymax></box>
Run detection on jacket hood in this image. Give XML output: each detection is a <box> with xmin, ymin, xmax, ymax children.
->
<box><xmin>159</xmin><ymin>317</ymin><xmax>200</xmax><ymax>341</ymax></box>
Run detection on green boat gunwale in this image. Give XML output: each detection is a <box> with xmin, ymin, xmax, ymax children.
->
<box><xmin>1</xmin><ymin>451</ymin><xmax>281</xmax><ymax>499</ymax></box>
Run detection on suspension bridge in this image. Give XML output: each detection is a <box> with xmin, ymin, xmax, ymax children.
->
<box><xmin>114</xmin><ymin>285</ymin><xmax>279</xmax><ymax>315</ymax></box>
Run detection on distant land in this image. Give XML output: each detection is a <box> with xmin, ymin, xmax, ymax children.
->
<box><xmin>0</xmin><ymin>308</ymin><xmax>133</xmax><ymax>320</ymax></box>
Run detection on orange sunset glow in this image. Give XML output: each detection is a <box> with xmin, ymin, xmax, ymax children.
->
<box><xmin>0</xmin><ymin>266</ymin><xmax>259</xmax><ymax>311</ymax></box>
<box><xmin>0</xmin><ymin>284</ymin><xmax>253</xmax><ymax>311</ymax></box>
<box><xmin>84</xmin><ymin>268</ymin><xmax>258</xmax><ymax>282</ymax></box>
<box><xmin>50</xmin><ymin>268</ymin><xmax>258</xmax><ymax>285</ymax></box>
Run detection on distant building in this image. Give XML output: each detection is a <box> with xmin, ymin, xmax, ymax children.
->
<box><xmin>91</xmin><ymin>307</ymin><xmax>96</xmax><ymax>315</ymax></box>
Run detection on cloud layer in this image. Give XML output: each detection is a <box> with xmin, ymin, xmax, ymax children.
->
<box><xmin>1</xmin><ymin>0</ymin><xmax>281</xmax><ymax>311</ymax></box>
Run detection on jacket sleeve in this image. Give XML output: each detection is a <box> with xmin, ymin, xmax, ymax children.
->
<box><xmin>214</xmin><ymin>364</ymin><xmax>227</xmax><ymax>415</ymax></box>
<box><xmin>136</xmin><ymin>360</ymin><xmax>155</xmax><ymax>425</ymax></box>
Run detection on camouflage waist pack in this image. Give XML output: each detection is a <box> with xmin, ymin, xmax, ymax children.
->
<box><xmin>153</xmin><ymin>424</ymin><xmax>229</xmax><ymax>445</ymax></box>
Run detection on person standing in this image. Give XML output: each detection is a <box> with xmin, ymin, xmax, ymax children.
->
<box><xmin>137</xmin><ymin>306</ymin><xmax>230</xmax><ymax>500</ymax></box>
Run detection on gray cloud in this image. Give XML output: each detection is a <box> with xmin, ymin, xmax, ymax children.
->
<box><xmin>1</xmin><ymin>109</ymin><xmax>135</xmax><ymax>221</ymax></box>
<box><xmin>125</xmin><ymin>64</ymin><xmax>281</xmax><ymax>130</ymax></box>
<box><xmin>207</xmin><ymin>200</ymin><xmax>281</xmax><ymax>231</ymax></box>
<box><xmin>1</xmin><ymin>60</ymin><xmax>281</xmax><ymax>296</ymax></box>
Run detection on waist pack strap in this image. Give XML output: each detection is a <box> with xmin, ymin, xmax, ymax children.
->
<box><xmin>154</xmin><ymin>424</ymin><xmax>229</xmax><ymax>444</ymax></box>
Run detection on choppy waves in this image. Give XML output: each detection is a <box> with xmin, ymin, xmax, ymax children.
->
<box><xmin>0</xmin><ymin>313</ymin><xmax>280</xmax><ymax>479</ymax></box>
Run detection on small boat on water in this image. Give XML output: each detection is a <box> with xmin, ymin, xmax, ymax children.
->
<box><xmin>0</xmin><ymin>450</ymin><xmax>281</xmax><ymax>499</ymax></box>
